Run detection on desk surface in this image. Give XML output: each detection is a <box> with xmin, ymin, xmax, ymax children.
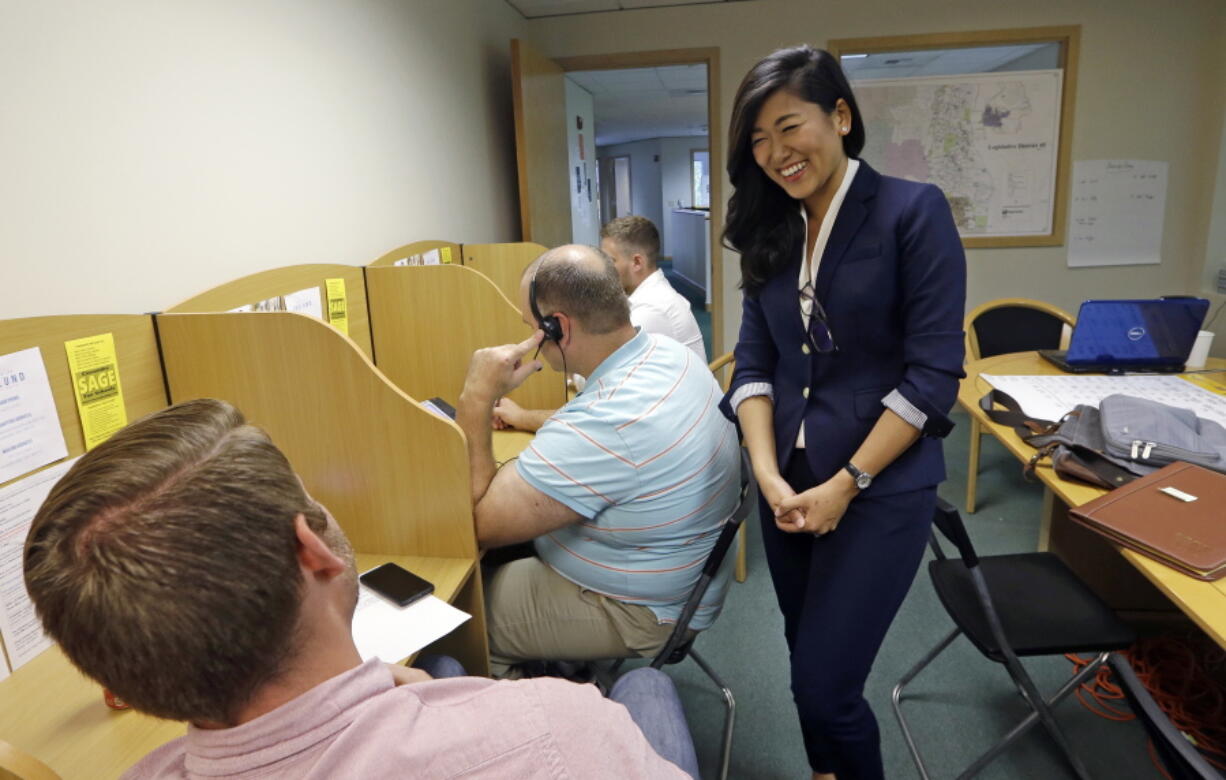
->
<box><xmin>960</xmin><ymin>352</ymin><xmax>1226</xmax><ymax>648</ymax></box>
<box><xmin>0</xmin><ymin>553</ymin><xmax>473</xmax><ymax>780</ymax></box>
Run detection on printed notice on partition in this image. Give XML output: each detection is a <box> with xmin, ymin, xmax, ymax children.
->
<box><xmin>0</xmin><ymin>348</ymin><xmax>68</xmax><ymax>486</ymax></box>
<box><xmin>325</xmin><ymin>278</ymin><xmax>349</xmax><ymax>335</ymax></box>
<box><xmin>64</xmin><ymin>333</ymin><xmax>128</xmax><ymax>451</ymax></box>
<box><xmin>0</xmin><ymin>458</ymin><xmax>77</xmax><ymax>671</ymax></box>
<box><xmin>1068</xmin><ymin>160</ymin><xmax>1167</xmax><ymax>267</ymax></box>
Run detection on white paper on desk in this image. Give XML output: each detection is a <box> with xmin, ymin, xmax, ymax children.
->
<box><xmin>422</xmin><ymin>248</ymin><xmax>441</xmax><ymax>266</ymax></box>
<box><xmin>980</xmin><ymin>374</ymin><xmax>1226</xmax><ymax>428</ymax></box>
<box><xmin>282</xmin><ymin>287</ymin><xmax>324</xmax><ymax>320</ymax></box>
<box><xmin>0</xmin><ymin>348</ymin><xmax>69</xmax><ymax>487</ymax></box>
<box><xmin>1067</xmin><ymin>160</ymin><xmax>1166</xmax><ymax>268</ymax></box>
<box><xmin>0</xmin><ymin>458</ymin><xmax>77</xmax><ymax>671</ymax></box>
<box><xmin>351</xmin><ymin>587</ymin><xmax>470</xmax><ymax>664</ymax></box>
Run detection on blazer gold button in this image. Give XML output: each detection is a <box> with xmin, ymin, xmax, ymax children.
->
<box><xmin>802</xmin><ymin>343</ymin><xmax>810</xmax><ymax>355</ymax></box>
<box><xmin>802</xmin><ymin>387</ymin><xmax>810</xmax><ymax>399</ymax></box>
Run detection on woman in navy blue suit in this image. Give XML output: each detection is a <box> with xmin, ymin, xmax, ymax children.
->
<box><xmin>719</xmin><ymin>47</ymin><xmax>966</xmax><ymax>779</ymax></box>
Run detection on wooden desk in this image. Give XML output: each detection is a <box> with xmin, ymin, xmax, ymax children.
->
<box><xmin>960</xmin><ymin>352</ymin><xmax>1226</xmax><ymax>648</ymax></box>
<box><xmin>0</xmin><ymin>553</ymin><xmax>473</xmax><ymax>780</ymax></box>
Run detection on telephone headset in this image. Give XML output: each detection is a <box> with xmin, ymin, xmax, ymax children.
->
<box><xmin>528</xmin><ymin>261</ymin><xmax>569</xmax><ymax>394</ymax></box>
<box><xmin>529</xmin><ymin>266</ymin><xmax>563</xmax><ymax>345</ymax></box>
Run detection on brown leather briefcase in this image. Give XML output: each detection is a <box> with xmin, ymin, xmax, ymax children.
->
<box><xmin>1068</xmin><ymin>461</ymin><xmax>1226</xmax><ymax>581</ymax></box>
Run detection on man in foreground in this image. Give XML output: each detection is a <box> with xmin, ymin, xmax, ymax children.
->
<box><xmin>24</xmin><ymin>398</ymin><xmax>697</xmax><ymax>778</ymax></box>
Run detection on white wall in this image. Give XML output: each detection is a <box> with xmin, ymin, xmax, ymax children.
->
<box><xmin>596</xmin><ymin>136</ymin><xmax>706</xmax><ymax>257</ymax></box>
<box><xmin>659</xmin><ymin>136</ymin><xmax>708</xmax><ymax>256</ymax></box>
<box><xmin>596</xmin><ymin>138</ymin><xmax>663</xmax><ymax>239</ymax></box>
<box><xmin>530</xmin><ymin>0</ymin><xmax>1226</xmax><ymax>356</ymax></box>
<box><xmin>564</xmin><ymin>77</ymin><xmax>598</xmax><ymax>246</ymax></box>
<box><xmin>1</xmin><ymin>0</ymin><xmax>531</xmax><ymax>317</ymax></box>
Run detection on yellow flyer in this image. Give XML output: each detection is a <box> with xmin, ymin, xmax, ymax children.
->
<box><xmin>64</xmin><ymin>333</ymin><xmax>127</xmax><ymax>450</ymax></box>
<box><xmin>325</xmin><ymin>278</ymin><xmax>349</xmax><ymax>335</ymax></box>
<box><xmin>440</xmin><ymin>246</ymin><xmax>453</xmax><ymax>264</ymax></box>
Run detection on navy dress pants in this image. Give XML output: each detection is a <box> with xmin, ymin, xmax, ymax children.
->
<box><xmin>760</xmin><ymin>452</ymin><xmax>935</xmax><ymax>779</ymax></box>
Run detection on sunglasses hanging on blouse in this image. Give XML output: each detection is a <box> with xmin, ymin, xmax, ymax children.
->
<box><xmin>799</xmin><ymin>281</ymin><xmax>837</xmax><ymax>353</ymax></box>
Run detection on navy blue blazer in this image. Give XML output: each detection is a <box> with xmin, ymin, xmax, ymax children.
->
<box><xmin>720</xmin><ymin>161</ymin><xmax>967</xmax><ymax>497</ymax></box>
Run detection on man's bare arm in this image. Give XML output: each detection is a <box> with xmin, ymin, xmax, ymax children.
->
<box><xmin>474</xmin><ymin>463</ymin><xmax>582</xmax><ymax>548</ymax></box>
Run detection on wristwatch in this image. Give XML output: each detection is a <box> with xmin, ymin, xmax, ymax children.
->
<box><xmin>844</xmin><ymin>462</ymin><xmax>873</xmax><ymax>491</ymax></box>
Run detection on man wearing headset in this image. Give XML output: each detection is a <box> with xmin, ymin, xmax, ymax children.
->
<box><xmin>455</xmin><ymin>244</ymin><xmax>739</xmax><ymax>677</ymax></box>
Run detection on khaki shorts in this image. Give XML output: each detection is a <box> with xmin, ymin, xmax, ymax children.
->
<box><xmin>484</xmin><ymin>557</ymin><xmax>675</xmax><ymax>677</ymax></box>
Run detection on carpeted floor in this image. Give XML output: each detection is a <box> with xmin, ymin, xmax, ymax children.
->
<box><xmin>626</xmin><ymin>407</ymin><xmax>1165</xmax><ymax>779</ymax></box>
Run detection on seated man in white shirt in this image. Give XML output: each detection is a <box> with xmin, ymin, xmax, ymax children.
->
<box><xmin>492</xmin><ymin>218</ymin><xmax>705</xmax><ymax>433</ymax></box>
<box><xmin>602</xmin><ymin>215</ymin><xmax>705</xmax><ymax>360</ymax></box>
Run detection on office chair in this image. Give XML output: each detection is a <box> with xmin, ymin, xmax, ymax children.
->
<box><xmin>964</xmin><ymin>298</ymin><xmax>1075</xmax><ymax>512</ymax></box>
<box><xmin>0</xmin><ymin>740</ymin><xmax>59</xmax><ymax>780</ymax></box>
<box><xmin>612</xmin><ymin>445</ymin><xmax>756</xmax><ymax>780</ymax></box>
<box><xmin>892</xmin><ymin>498</ymin><xmax>1135</xmax><ymax>780</ymax></box>
<box><xmin>708</xmin><ymin>351</ymin><xmax>748</xmax><ymax>584</ymax></box>
<box><xmin>1107</xmin><ymin>654</ymin><xmax>1225</xmax><ymax>780</ymax></box>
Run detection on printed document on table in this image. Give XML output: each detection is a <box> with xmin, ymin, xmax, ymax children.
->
<box><xmin>980</xmin><ymin>374</ymin><xmax>1226</xmax><ymax>428</ymax></box>
<box><xmin>283</xmin><ymin>287</ymin><xmax>324</xmax><ymax>320</ymax></box>
<box><xmin>352</xmin><ymin>585</ymin><xmax>470</xmax><ymax>664</ymax></box>
<box><xmin>0</xmin><ymin>458</ymin><xmax>77</xmax><ymax>671</ymax></box>
<box><xmin>0</xmin><ymin>348</ymin><xmax>68</xmax><ymax>486</ymax></box>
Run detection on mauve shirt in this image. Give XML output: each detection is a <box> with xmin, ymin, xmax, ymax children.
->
<box><xmin>123</xmin><ymin>658</ymin><xmax>686</xmax><ymax>779</ymax></box>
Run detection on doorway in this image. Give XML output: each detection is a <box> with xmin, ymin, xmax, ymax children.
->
<box><xmin>511</xmin><ymin>43</ymin><xmax>723</xmax><ymax>359</ymax></box>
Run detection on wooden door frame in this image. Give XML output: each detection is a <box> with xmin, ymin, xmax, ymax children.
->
<box><xmin>555</xmin><ymin>48</ymin><xmax>722</xmax><ymax>357</ymax></box>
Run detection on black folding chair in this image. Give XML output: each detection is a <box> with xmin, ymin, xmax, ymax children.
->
<box><xmin>1107</xmin><ymin>654</ymin><xmax>1224</xmax><ymax>780</ymax></box>
<box><xmin>892</xmin><ymin>498</ymin><xmax>1136</xmax><ymax>779</ymax></box>
<box><xmin>612</xmin><ymin>446</ymin><xmax>756</xmax><ymax>780</ymax></box>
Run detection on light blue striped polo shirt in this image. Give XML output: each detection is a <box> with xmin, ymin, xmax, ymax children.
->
<box><xmin>517</xmin><ymin>329</ymin><xmax>739</xmax><ymax>630</ymax></box>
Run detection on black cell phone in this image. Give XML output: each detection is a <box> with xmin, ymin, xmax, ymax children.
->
<box><xmin>423</xmin><ymin>397</ymin><xmax>457</xmax><ymax>420</ymax></box>
<box><xmin>359</xmin><ymin>563</ymin><xmax>434</xmax><ymax>607</ymax></box>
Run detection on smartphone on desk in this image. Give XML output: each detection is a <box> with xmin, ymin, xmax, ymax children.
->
<box><xmin>360</xmin><ymin>563</ymin><xmax>434</xmax><ymax>607</ymax></box>
<box><xmin>422</xmin><ymin>397</ymin><xmax>457</xmax><ymax>420</ymax></box>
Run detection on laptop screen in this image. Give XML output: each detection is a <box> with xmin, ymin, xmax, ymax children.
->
<box><xmin>1066</xmin><ymin>299</ymin><xmax>1209</xmax><ymax>366</ymax></box>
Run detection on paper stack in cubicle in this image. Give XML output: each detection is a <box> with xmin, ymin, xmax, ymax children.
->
<box><xmin>1069</xmin><ymin>461</ymin><xmax>1226</xmax><ymax>581</ymax></box>
<box><xmin>351</xmin><ymin>585</ymin><xmax>470</xmax><ymax>663</ymax></box>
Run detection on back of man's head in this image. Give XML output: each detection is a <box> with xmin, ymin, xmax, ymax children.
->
<box><xmin>600</xmin><ymin>216</ymin><xmax>660</xmax><ymax>269</ymax></box>
<box><xmin>24</xmin><ymin>398</ymin><xmax>331</xmax><ymax>725</ymax></box>
<box><xmin>525</xmin><ymin>244</ymin><xmax>630</xmax><ymax>335</ymax></box>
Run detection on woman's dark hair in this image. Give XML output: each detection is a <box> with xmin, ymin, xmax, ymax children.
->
<box><xmin>723</xmin><ymin>45</ymin><xmax>864</xmax><ymax>297</ymax></box>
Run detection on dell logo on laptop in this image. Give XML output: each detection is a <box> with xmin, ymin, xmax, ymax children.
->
<box><xmin>1127</xmin><ymin>326</ymin><xmax>1146</xmax><ymax>341</ymax></box>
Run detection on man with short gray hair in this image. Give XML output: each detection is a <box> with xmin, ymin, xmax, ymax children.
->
<box><xmin>457</xmin><ymin>244</ymin><xmax>739</xmax><ymax>677</ymax></box>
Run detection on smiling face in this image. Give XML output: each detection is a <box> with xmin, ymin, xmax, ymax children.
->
<box><xmin>750</xmin><ymin>88</ymin><xmax>850</xmax><ymax>218</ymax></box>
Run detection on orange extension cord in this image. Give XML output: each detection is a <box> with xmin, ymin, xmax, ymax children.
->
<box><xmin>1068</xmin><ymin>634</ymin><xmax>1226</xmax><ymax>777</ymax></box>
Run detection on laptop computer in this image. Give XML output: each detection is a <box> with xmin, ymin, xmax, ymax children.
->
<box><xmin>1039</xmin><ymin>297</ymin><xmax>1210</xmax><ymax>374</ymax></box>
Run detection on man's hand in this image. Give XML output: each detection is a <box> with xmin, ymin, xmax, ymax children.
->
<box><xmin>492</xmin><ymin>397</ymin><xmax>525</xmax><ymax>430</ymax></box>
<box><xmin>461</xmin><ymin>331</ymin><xmax>544</xmax><ymax>408</ymax></box>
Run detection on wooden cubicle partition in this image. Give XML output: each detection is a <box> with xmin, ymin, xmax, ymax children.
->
<box><xmin>461</xmin><ymin>242</ymin><xmax>548</xmax><ymax>305</ymax></box>
<box><xmin>365</xmin><ymin>264</ymin><xmax>567</xmax><ymax>410</ymax></box>
<box><xmin>155</xmin><ymin>312</ymin><xmax>489</xmax><ymax>674</ymax></box>
<box><xmin>0</xmin><ymin>314</ymin><xmax>175</xmax><ymax>780</ymax></box>
<box><xmin>369</xmin><ymin>240</ymin><xmax>463</xmax><ymax>268</ymax></box>
<box><xmin>165</xmin><ymin>264</ymin><xmax>373</xmax><ymax>360</ymax></box>
<box><xmin>156</xmin><ymin>312</ymin><xmax>475</xmax><ymax>559</ymax></box>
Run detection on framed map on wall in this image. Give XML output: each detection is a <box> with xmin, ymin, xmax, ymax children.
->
<box><xmin>830</xmin><ymin>26</ymin><xmax>1080</xmax><ymax>249</ymax></box>
<box><xmin>855</xmin><ymin>70</ymin><xmax>1062</xmax><ymax>238</ymax></box>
